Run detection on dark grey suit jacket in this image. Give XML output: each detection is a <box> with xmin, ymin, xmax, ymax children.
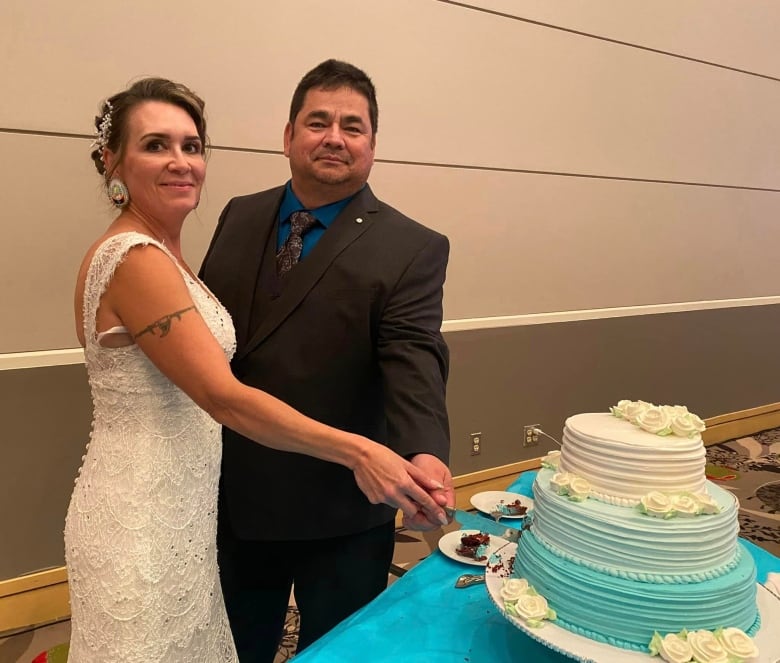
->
<box><xmin>200</xmin><ymin>184</ymin><xmax>450</xmax><ymax>540</ymax></box>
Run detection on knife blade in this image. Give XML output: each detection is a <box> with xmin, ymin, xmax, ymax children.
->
<box><xmin>444</xmin><ymin>506</ymin><xmax>522</xmax><ymax>543</ymax></box>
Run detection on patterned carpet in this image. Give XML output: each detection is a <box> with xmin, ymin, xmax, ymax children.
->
<box><xmin>8</xmin><ymin>428</ymin><xmax>780</xmax><ymax>663</ymax></box>
<box><xmin>704</xmin><ymin>427</ymin><xmax>780</xmax><ymax>557</ymax></box>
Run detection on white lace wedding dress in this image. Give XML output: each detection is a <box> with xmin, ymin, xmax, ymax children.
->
<box><xmin>64</xmin><ymin>232</ymin><xmax>239</xmax><ymax>662</ymax></box>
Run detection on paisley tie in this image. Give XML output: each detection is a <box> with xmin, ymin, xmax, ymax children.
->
<box><xmin>277</xmin><ymin>211</ymin><xmax>318</xmax><ymax>276</ymax></box>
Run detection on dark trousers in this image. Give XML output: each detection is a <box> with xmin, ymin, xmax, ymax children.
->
<box><xmin>217</xmin><ymin>518</ymin><xmax>396</xmax><ymax>663</ymax></box>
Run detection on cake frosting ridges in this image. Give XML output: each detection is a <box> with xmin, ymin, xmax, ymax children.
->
<box><xmin>509</xmin><ymin>402</ymin><xmax>760</xmax><ymax>656</ymax></box>
<box><xmin>559</xmin><ymin>413</ymin><xmax>706</xmax><ymax>505</ymax></box>
<box><xmin>514</xmin><ymin>529</ymin><xmax>760</xmax><ymax>652</ymax></box>
<box><xmin>531</xmin><ymin>469</ymin><xmax>740</xmax><ymax>578</ymax></box>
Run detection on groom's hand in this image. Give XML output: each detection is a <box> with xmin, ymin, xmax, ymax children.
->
<box><xmin>402</xmin><ymin>453</ymin><xmax>454</xmax><ymax>531</ymax></box>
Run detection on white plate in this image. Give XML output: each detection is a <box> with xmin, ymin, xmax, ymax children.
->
<box><xmin>485</xmin><ymin>542</ymin><xmax>780</xmax><ymax>663</ymax></box>
<box><xmin>470</xmin><ymin>490</ymin><xmax>534</xmax><ymax>519</ymax></box>
<box><xmin>437</xmin><ymin>529</ymin><xmax>509</xmax><ymax>567</ymax></box>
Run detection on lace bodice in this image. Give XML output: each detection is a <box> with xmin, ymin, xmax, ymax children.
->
<box><xmin>64</xmin><ymin>232</ymin><xmax>238</xmax><ymax>662</ymax></box>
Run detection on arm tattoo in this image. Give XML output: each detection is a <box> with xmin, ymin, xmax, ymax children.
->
<box><xmin>133</xmin><ymin>306</ymin><xmax>196</xmax><ymax>339</ymax></box>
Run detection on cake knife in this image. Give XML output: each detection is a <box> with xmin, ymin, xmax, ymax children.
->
<box><xmin>444</xmin><ymin>506</ymin><xmax>522</xmax><ymax>543</ymax></box>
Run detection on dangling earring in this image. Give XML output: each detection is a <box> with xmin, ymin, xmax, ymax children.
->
<box><xmin>108</xmin><ymin>178</ymin><xmax>129</xmax><ymax>208</ymax></box>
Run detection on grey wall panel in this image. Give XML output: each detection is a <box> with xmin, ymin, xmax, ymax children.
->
<box><xmin>0</xmin><ymin>365</ymin><xmax>90</xmax><ymax>579</ymax></box>
<box><xmin>446</xmin><ymin>305</ymin><xmax>780</xmax><ymax>472</ymax></box>
<box><xmin>2</xmin><ymin>305</ymin><xmax>778</xmax><ymax>579</ymax></box>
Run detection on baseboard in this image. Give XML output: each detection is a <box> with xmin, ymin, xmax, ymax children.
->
<box><xmin>0</xmin><ymin>568</ymin><xmax>69</xmax><ymax>636</ymax></box>
<box><xmin>702</xmin><ymin>401</ymin><xmax>780</xmax><ymax>445</ymax></box>
<box><xmin>5</xmin><ymin>401</ymin><xmax>779</xmax><ymax>634</ymax></box>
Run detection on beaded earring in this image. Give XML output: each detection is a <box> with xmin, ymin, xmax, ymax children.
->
<box><xmin>108</xmin><ymin>178</ymin><xmax>130</xmax><ymax>207</ymax></box>
<box><xmin>92</xmin><ymin>101</ymin><xmax>129</xmax><ymax>207</ymax></box>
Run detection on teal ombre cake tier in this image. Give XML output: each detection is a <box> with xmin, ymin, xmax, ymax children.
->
<box><xmin>531</xmin><ymin>469</ymin><xmax>740</xmax><ymax>577</ymax></box>
<box><xmin>514</xmin><ymin>529</ymin><xmax>759</xmax><ymax>651</ymax></box>
<box><xmin>513</xmin><ymin>469</ymin><xmax>760</xmax><ymax>652</ymax></box>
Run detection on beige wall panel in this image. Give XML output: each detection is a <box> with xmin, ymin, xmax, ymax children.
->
<box><xmin>182</xmin><ymin>149</ymin><xmax>292</xmax><ymax>262</ymax></box>
<box><xmin>368</xmin><ymin>162</ymin><xmax>780</xmax><ymax>319</ymax></box>
<box><xmin>2</xmin><ymin>0</ymin><xmax>779</xmax><ymax>188</ymax></box>
<box><xmin>0</xmin><ymin>134</ymin><xmax>288</xmax><ymax>352</ymax></box>
<box><xmin>370</xmin><ymin>9</ymin><xmax>780</xmax><ymax>188</ymax></box>
<box><xmin>2</xmin><ymin>131</ymin><xmax>780</xmax><ymax>352</ymax></box>
<box><xmin>0</xmin><ymin>134</ymin><xmax>104</xmax><ymax>352</ymax></box>
<box><xmin>463</xmin><ymin>0</ymin><xmax>780</xmax><ymax>77</ymax></box>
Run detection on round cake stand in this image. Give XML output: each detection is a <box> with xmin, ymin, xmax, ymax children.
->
<box><xmin>485</xmin><ymin>542</ymin><xmax>780</xmax><ymax>663</ymax></box>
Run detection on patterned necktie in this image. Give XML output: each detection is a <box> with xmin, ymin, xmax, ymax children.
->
<box><xmin>277</xmin><ymin>210</ymin><xmax>318</xmax><ymax>276</ymax></box>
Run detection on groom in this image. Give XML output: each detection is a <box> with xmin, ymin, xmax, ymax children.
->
<box><xmin>200</xmin><ymin>59</ymin><xmax>452</xmax><ymax>662</ymax></box>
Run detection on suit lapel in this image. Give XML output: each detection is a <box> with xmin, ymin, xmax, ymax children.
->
<box><xmin>230</xmin><ymin>190</ymin><xmax>282</xmax><ymax>350</ymax></box>
<box><xmin>237</xmin><ymin>186</ymin><xmax>379</xmax><ymax>361</ymax></box>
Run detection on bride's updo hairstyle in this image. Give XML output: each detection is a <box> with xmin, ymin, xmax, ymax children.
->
<box><xmin>90</xmin><ymin>77</ymin><xmax>209</xmax><ymax>183</ymax></box>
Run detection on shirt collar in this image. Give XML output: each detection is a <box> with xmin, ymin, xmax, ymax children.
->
<box><xmin>279</xmin><ymin>180</ymin><xmax>361</xmax><ymax>228</ymax></box>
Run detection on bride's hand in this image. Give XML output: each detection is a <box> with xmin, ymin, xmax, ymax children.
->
<box><xmin>351</xmin><ymin>441</ymin><xmax>448</xmax><ymax>526</ymax></box>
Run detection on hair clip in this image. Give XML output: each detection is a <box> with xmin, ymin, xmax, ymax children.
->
<box><xmin>92</xmin><ymin>99</ymin><xmax>113</xmax><ymax>160</ymax></box>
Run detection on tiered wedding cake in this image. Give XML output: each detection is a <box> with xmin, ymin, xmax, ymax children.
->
<box><xmin>508</xmin><ymin>401</ymin><xmax>760</xmax><ymax>658</ymax></box>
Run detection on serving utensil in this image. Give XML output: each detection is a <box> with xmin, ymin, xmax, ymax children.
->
<box><xmin>443</xmin><ymin>506</ymin><xmax>522</xmax><ymax>543</ymax></box>
<box><xmin>455</xmin><ymin>573</ymin><xmax>485</xmax><ymax>588</ymax></box>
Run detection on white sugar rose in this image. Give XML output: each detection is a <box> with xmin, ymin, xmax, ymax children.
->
<box><xmin>670</xmin><ymin>412</ymin><xmax>706</xmax><ymax>437</ymax></box>
<box><xmin>636</xmin><ymin>406</ymin><xmax>672</xmax><ymax>435</ymax></box>
<box><xmin>541</xmin><ymin>449</ymin><xmax>561</xmax><ymax>469</ymax></box>
<box><xmin>693</xmin><ymin>492</ymin><xmax>720</xmax><ymax>515</ymax></box>
<box><xmin>649</xmin><ymin>631</ymin><xmax>693</xmax><ymax>663</ymax></box>
<box><xmin>687</xmin><ymin>630</ymin><xmax>728</xmax><ymax>663</ymax></box>
<box><xmin>610</xmin><ymin>399</ymin><xmax>633</xmax><ymax>418</ymax></box>
<box><xmin>514</xmin><ymin>593</ymin><xmax>551</xmax><ymax>622</ymax></box>
<box><xmin>670</xmin><ymin>494</ymin><xmax>699</xmax><ymax>517</ymax></box>
<box><xmin>623</xmin><ymin>400</ymin><xmax>651</xmax><ymax>424</ymax></box>
<box><xmin>550</xmin><ymin>472</ymin><xmax>572</xmax><ymax>495</ymax></box>
<box><xmin>500</xmin><ymin>578</ymin><xmax>530</xmax><ymax>602</ymax></box>
<box><xmin>640</xmin><ymin>491</ymin><xmax>674</xmax><ymax>518</ymax></box>
<box><xmin>664</xmin><ymin>404</ymin><xmax>690</xmax><ymax>417</ymax></box>
<box><xmin>568</xmin><ymin>476</ymin><xmax>591</xmax><ymax>502</ymax></box>
<box><xmin>715</xmin><ymin>627</ymin><xmax>758</xmax><ymax>661</ymax></box>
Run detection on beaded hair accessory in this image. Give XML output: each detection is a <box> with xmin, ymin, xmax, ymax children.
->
<box><xmin>92</xmin><ymin>100</ymin><xmax>113</xmax><ymax>160</ymax></box>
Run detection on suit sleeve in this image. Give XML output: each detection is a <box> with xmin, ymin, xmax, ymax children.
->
<box><xmin>377</xmin><ymin>231</ymin><xmax>450</xmax><ymax>462</ymax></box>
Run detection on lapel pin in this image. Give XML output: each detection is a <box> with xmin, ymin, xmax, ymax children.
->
<box><xmin>355</xmin><ymin>217</ymin><xmax>363</xmax><ymax>224</ymax></box>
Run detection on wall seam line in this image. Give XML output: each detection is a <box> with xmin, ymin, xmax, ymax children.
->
<box><xmin>435</xmin><ymin>0</ymin><xmax>780</xmax><ymax>83</ymax></box>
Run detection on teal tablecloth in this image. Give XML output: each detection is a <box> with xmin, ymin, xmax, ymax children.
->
<box><xmin>294</xmin><ymin>472</ymin><xmax>779</xmax><ymax>663</ymax></box>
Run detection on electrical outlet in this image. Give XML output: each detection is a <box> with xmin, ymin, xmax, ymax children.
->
<box><xmin>523</xmin><ymin>424</ymin><xmax>540</xmax><ymax>447</ymax></box>
<box><xmin>470</xmin><ymin>432</ymin><xmax>482</xmax><ymax>455</ymax></box>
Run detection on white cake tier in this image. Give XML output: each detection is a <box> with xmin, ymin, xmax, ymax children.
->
<box><xmin>559</xmin><ymin>412</ymin><xmax>707</xmax><ymax>506</ymax></box>
<box><xmin>532</xmin><ymin>469</ymin><xmax>740</xmax><ymax>578</ymax></box>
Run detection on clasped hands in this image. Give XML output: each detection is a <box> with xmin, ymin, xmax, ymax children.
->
<box><xmin>402</xmin><ymin>453</ymin><xmax>454</xmax><ymax>531</ymax></box>
<box><xmin>352</xmin><ymin>446</ymin><xmax>454</xmax><ymax>530</ymax></box>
